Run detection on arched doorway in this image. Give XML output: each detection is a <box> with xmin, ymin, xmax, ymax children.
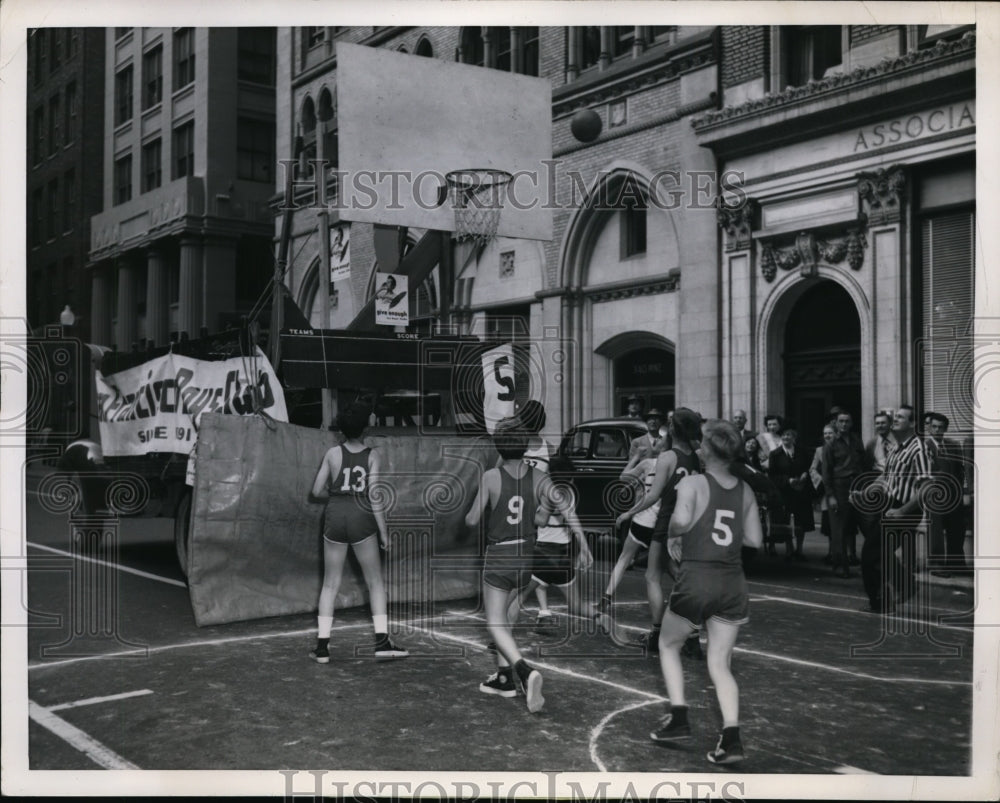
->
<box><xmin>783</xmin><ymin>280</ymin><xmax>861</xmax><ymax>452</ymax></box>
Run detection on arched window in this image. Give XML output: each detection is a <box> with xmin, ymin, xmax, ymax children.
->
<box><xmin>460</xmin><ymin>27</ymin><xmax>485</xmax><ymax>67</ymax></box>
<box><xmin>416</xmin><ymin>36</ymin><xmax>434</xmax><ymax>58</ymax></box>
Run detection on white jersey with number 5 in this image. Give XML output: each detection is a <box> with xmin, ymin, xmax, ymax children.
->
<box><xmin>680</xmin><ymin>473</ymin><xmax>746</xmax><ymax>566</ymax></box>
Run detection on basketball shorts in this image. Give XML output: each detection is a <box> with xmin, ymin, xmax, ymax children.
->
<box><xmin>667</xmin><ymin>564</ymin><xmax>749</xmax><ymax>628</ymax></box>
<box><xmin>323</xmin><ymin>497</ymin><xmax>378</xmax><ymax>545</ymax></box>
<box><xmin>483</xmin><ymin>540</ymin><xmax>535</xmax><ymax>592</ymax></box>
<box><xmin>531</xmin><ymin>540</ymin><xmax>575</xmax><ymax>587</ymax></box>
<box><xmin>627</xmin><ymin>522</ymin><xmax>655</xmax><ymax>548</ymax></box>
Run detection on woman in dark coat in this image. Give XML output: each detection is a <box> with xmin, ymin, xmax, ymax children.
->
<box><xmin>766</xmin><ymin>429</ymin><xmax>815</xmax><ymax>560</ymax></box>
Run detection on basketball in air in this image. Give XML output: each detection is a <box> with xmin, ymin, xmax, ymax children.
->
<box><xmin>570</xmin><ymin>108</ymin><xmax>603</xmax><ymax>143</ymax></box>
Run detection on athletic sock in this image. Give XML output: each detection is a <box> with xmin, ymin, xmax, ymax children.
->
<box><xmin>317</xmin><ymin>615</ymin><xmax>334</xmax><ymax>639</ymax></box>
<box><xmin>721</xmin><ymin>725</ymin><xmax>740</xmax><ymax>746</ymax></box>
<box><xmin>513</xmin><ymin>659</ymin><xmax>533</xmax><ymax>685</ymax></box>
<box><xmin>373</xmin><ymin>614</ymin><xmax>388</xmax><ymax>635</ymax></box>
<box><xmin>537</xmin><ymin>609</ymin><xmax>552</xmax><ymax>618</ymax></box>
<box><xmin>669</xmin><ymin>705</ymin><xmax>688</xmax><ymax>725</ymax></box>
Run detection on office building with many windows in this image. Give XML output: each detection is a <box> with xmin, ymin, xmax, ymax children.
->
<box><xmin>26</xmin><ymin>27</ymin><xmax>106</xmax><ymax>340</ymax></box>
<box><xmin>87</xmin><ymin>27</ymin><xmax>278</xmax><ymax>350</ymax></box>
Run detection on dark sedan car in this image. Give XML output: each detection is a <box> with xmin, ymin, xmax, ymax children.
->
<box><xmin>555</xmin><ymin>417</ymin><xmax>652</xmax><ymax>541</ymax></box>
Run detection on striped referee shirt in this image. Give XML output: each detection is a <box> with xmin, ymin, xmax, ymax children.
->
<box><xmin>883</xmin><ymin>433</ymin><xmax>932</xmax><ymax>508</ymax></box>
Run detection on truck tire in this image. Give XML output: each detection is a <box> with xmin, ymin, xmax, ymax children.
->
<box><xmin>174</xmin><ymin>489</ymin><xmax>192</xmax><ymax>580</ymax></box>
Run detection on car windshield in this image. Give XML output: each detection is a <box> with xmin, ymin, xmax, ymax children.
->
<box><xmin>593</xmin><ymin>428</ymin><xmax>628</xmax><ymax>458</ymax></box>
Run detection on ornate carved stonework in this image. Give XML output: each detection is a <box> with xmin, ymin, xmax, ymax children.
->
<box><xmin>857</xmin><ymin>166</ymin><xmax>907</xmax><ymax>225</ymax></box>
<box><xmin>588</xmin><ymin>270</ymin><xmax>680</xmax><ymax>302</ymax></box>
<box><xmin>759</xmin><ymin>229</ymin><xmax>868</xmax><ymax>282</ymax></box>
<box><xmin>717</xmin><ymin>198</ymin><xmax>758</xmax><ymax>251</ymax></box>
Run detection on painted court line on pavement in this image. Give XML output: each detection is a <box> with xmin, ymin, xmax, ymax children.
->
<box><xmin>28</xmin><ymin>612</ymin><xmax>447</xmax><ymax>671</ymax></box>
<box><xmin>455</xmin><ymin>608</ymin><xmax>971</xmax><ymax>689</ymax></box>
<box><xmin>27</xmin><ymin>541</ymin><xmax>188</xmax><ymax>588</ymax></box>
<box><xmin>47</xmin><ymin>689</ymin><xmax>154</xmax><ymax>712</ymax></box>
<box><xmin>750</xmin><ymin>593</ymin><xmax>974</xmax><ymax>631</ymax></box>
<box><xmin>28</xmin><ymin>700</ymin><xmax>140</xmax><ymax>770</ymax></box>
<box><xmin>588</xmin><ymin>698</ymin><xmax>660</xmax><ymax>772</ymax></box>
<box><xmin>410</xmin><ymin>622</ymin><xmax>667</xmax><ymax>702</ymax></box>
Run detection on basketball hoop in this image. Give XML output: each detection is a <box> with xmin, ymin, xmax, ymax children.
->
<box><xmin>445</xmin><ymin>169</ymin><xmax>512</xmax><ymax>248</ymax></box>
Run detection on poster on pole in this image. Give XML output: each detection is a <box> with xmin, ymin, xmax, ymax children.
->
<box><xmin>481</xmin><ymin>343</ymin><xmax>516</xmax><ymax>434</ymax></box>
<box><xmin>374</xmin><ymin>272</ymin><xmax>409</xmax><ymax>326</ymax></box>
<box><xmin>330</xmin><ymin>223</ymin><xmax>351</xmax><ymax>282</ymax></box>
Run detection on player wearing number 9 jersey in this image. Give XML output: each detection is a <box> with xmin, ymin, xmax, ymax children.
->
<box><xmin>466</xmin><ymin>416</ymin><xmax>556</xmax><ymax>713</ymax></box>
<box><xmin>650</xmin><ymin>419</ymin><xmax>763</xmax><ymax>766</ymax></box>
<box><xmin>308</xmin><ymin>403</ymin><xmax>408</xmax><ymax>665</ymax></box>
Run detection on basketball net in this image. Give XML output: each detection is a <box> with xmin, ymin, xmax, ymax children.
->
<box><xmin>445</xmin><ymin>169</ymin><xmax>512</xmax><ymax>249</ymax></box>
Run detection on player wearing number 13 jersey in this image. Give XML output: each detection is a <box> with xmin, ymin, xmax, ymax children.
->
<box><xmin>650</xmin><ymin>419</ymin><xmax>763</xmax><ymax>765</ymax></box>
<box><xmin>308</xmin><ymin>403</ymin><xmax>407</xmax><ymax>665</ymax></box>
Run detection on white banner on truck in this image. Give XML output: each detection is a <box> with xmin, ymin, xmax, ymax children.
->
<box><xmin>95</xmin><ymin>347</ymin><xmax>287</xmax><ymax>457</ymax></box>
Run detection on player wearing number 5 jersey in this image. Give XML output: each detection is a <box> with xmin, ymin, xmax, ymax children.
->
<box><xmin>650</xmin><ymin>419</ymin><xmax>763</xmax><ymax>765</ymax></box>
<box><xmin>308</xmin><ymin>403</ymin><xmax>407</xmax><ymax>664</ymax></box>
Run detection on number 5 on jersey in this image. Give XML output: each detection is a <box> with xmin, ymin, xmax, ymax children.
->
<box><xmin>712</xmin><ymin>509</ymin><xmax>735</xmax><ymax>546</ymax></box>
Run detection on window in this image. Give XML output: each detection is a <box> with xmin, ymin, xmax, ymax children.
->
<box><xmin>613</xmin><ymin>26</ymin><xmax>636</xmax><ymax>58</ymax></box>
<box><xmin>921</xmin><ymin>210</ymin><xmax>974</xmax><ymax>433</ymax></box>
<box><xmin>63</xmin><ymin>168</ymin><xmax>76</xmax><ymax>232</ymax></box>
<box><xmin>142</xmin><ymin>139</ymin><xmax>162</xmax><ymax>191</ymax></box>
<box><xmin>64</xmin><ymin>82</ymin><xmax>77</xmax><ymax>144</ymax></box>
<box><xmin>31</xmin><ymin>188</ymin><xmax>44</xmax><ymax>247</ymax></box>
<box><xmin>238</xmin><ymin>28</ymin><xmax>275</xmax><ymax>85</ymax></box>
<box><xmin>172</xmin><ymin>121</ymin><xmax>194</xmax><ymax>178</ymax></box>
<box><xmin>237</xmin><ymin>118</ymin><xmax>275</xmax><ymax>183</ymax></box>
<box><xmin>47</xmin><ymin>179</ymin><xmax>59</xmax><ymax>240</ymax></box>
<box><xmin>520</xmin><ymin>27</ymin><xmax>539</xmax><ymax>76</ymax></box>
<box><xmin>48</xmin><ymin>95</ymin><xmax>61</xmax><ymax>154</ymax></box>
<box><xmin>593</xmin><ymin>428</ymin><xmax>628</xmax><ymax>458</ymax></box>
<box><xmin>461</xmin><ymin>27</ymin><xmax>539</xmax><ymax>74</ymax></box>
<box><xmin>142</xmin><ymin>46</ymin><xmax>163</xmax><ymax>109</ymax></box>
<box><xmin>568</xmin><ymin>27</ymin><xmax>602</xmax><ymax>73</ymax></box>
<box><xmin>115</xmin><ymin>28</ymin><xmax>131</xmax><ymax>40</ymax></box>
<box><xmin>114</xmin><ymin>153</ymin><xmax>132</xmax><ymax>205</ymax></box>
<box><xmin>916</xmin><ymin>24</ymin><xmax>975</xmax><ymax>48</ymax></box>
<box><xmin>174</xmin><ymin>28</ymin><xmax>195</xmax><ymax>89</ymax></box>
<box><xmin>50</xmin><ymin>29</ymin><xmax>62</xmax><ymax>72</ymax></box>
<box><xmin>415</xmin><ymin>37</ymin><xmax>434</xmax><ymax>58</ymax></box>
<box><xmin>619</xmin><ymin>179</ymin><xmax>647</xmax><ymax>258</ymax></box>
<box><xmin>648</xmin><ymin>26</ymin><xmax>675</xmax><ymax>43</ymax></box>
<box><xmin>67</xmin><ymin>29</ymin><xmax>79</xmax><ymax>59</ymax></box>
<box><xmin>32</xmin><ymin>106</ymin><xmax>45</xmax><ymax>166</ymax></box>
<box><xmin>32</xmin><ymin>29</ymin><xmax>45</xmax><ymax>85</ymax></box>
<box><xmin>115</xmin><ymin>65</ymin><xmax>133</xmax><ymax>126</ymax></box>
<box><xmin>307</xmin><ymin>27</ymin><xmax>326</xmax><ymax>48</ymax></box>
<box><xmin>783</xmin><ymin>26</ymin><xmax>842</xmax><ymax>88</ymax></box>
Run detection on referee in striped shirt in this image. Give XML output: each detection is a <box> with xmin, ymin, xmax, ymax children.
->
<box><xmin>853</xmin><ymin>404</ymin><xmax>932</xmax><ymax>614</ymax></box>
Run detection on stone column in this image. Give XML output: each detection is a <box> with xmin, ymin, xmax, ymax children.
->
<box><xmin>177</xmin><ymin>235</ymin><xmax>203</xmax><ymax>339</ymax></box>
<box><xmin>481</xmin><ymin>27</ymin><xmax>493</xmax><ymax>67</ymax></box>
<box><xmin>201</xmin><ymin>235</ymin><xmax>236</xmax><ymax>335</ymax></box>
<box><xmin>145</xmin><ymin>249</ymin><xmax>167</xmax><ymax>347</ymax></box>
<box><xmin>632</xmin><ymin>26</ymin><xmax>644</xmax><ymax>58</ymax></box>
<box><xmin>566</xmin><ymin>28</ymin><xmax>579</xmax><ymax>81</ymax></box>
<box><xmin>599</xmin><ymin>28</ymin><xmax>612</xmax><ymax>70</ymax></box>
<box><xmin>114</xmin><ymin>259</ymin><xmax>137</xmax><ymax>350</ymax></box>
<box><xmin>89</xmin><ymin>269</ymin><xmax>112</xmax><ymax>347</ymax></box>
<box><xmin>509</xmin><ymin>27</ymin><xmax>521</xmax><ymax>73</ymax></box>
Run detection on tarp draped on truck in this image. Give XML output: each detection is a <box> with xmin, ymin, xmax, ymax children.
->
<box><xmin>187</xmin><ymin>414</ymin><xmax>493</xmax><ymax>626</ymax></box>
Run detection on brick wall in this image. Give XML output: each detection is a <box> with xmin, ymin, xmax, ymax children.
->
<box><xmin>851</xmin><ymin>25</ymin><xmax>898</xmax><ymax>45</ymax></box>
<box><xmin>721</xmin><ymin>26</ymin><xmax>766</xmax><ymax>88</ymax></box>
